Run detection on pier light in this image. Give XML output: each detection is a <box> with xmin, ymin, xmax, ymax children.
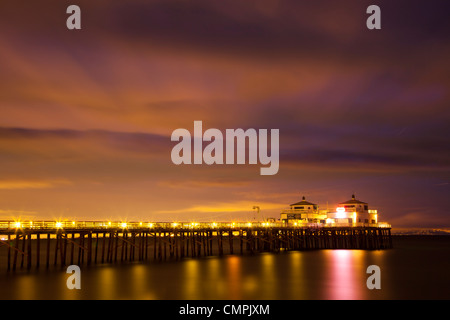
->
<box><xmin>108</xmin><ymin>221</ymin><xmax>112</xmax><ymax>227</ymax></box>
<box><xmin>72</xmin><ymin>221</ymin><xmax>75</xmax><ymax>226</ymax></box>
<box><xmin>293</xmin><ymin>222</ymin><xmax>298</xmax><ymax>227</ymax></box>
<box><xmin>148</xmin><ymin>223</ymin><xmax>153</xmax><ymax>228</ymax></box>
<box><xmin>247</xmin><ymin>222</ymin><xmax>252</xmax><ymax>227</ymax></box>
<box><xmin>121</xmin><ymin>222</ymin><xmax>127</xmax><ymax>229</ymax></box>
<box><xmin>15</xmin><ymin>222</ymin><xmax>21</xmax><ymax>229</ymax></box>
<box><xmin>139</xmin><ymin>222</ymin><xmax>142</xmax><ymax>226</ymax></box>
<box><xmin>231</xmin><ymin>222</ymin><xmax>236</xmax><ymax>228</ymax></box>
<box><xmin>212</xmin><ymin>222</ymin><xmax>217</xmax><ymax>228</ymax></box>
<box><xmin>172</xmin><ymin>222</ymin><xmax>178</xmax><ymax>228</ymax></box>
<box><xmin>56</xmin><ymin>222</ymin><xmax>62</xmax><ymax>229</ymax></box>
<box><xmin>353</xmin><ymin>212</ymin><xmax>357</xmax><ymax>224</ymax></box>
<box><xmin>336</xmin><ymin>207</ymin><xmax>346</xmax><ymax>219</ymax></box>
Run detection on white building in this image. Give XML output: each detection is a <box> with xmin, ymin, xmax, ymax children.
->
<box><xmin>327</xmin><ymin>194</ymin><xmax>378</xmax><ymax>225</ymax></box>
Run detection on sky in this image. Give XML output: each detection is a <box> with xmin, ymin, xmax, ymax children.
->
<box><xmin>0</xmin><ymin>0</ymin><xmax>449</xmax><ymax>227</ymax></box>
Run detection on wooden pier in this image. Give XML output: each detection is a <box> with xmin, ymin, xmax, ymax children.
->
<box><xmin>0</xmin><ymin>224</ymin><xmax>392</xmax><ymax>270</ymax></box>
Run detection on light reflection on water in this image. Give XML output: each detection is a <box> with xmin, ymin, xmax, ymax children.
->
<box><xmin>1</xmin><ymin>237</ymin><xmax>449</xmax><ymax>300</ymax></box>
<box><xmin>0</xmin><ymin>251</ymin><xmax>383</xmax><ymax>300</ymax></box>
<box><xmin>326</xmin><ymin>250</ymin><xmax>363</xmax><ymax>300</ymax></box>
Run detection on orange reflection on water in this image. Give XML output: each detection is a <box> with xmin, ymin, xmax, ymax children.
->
<box><xmin>183</xmin><ymin>259</ymin><xmax>201</xmax><ymax>299</ymax></box>
<box><xmin>325</xmin><ymin>250</ymin><xmax>365</xmax><ymax>300</ymax></box>
<box><xmin>226</xmin><ymin>255</ymin><xmax>242</xmax><ymax>299</ymax></box>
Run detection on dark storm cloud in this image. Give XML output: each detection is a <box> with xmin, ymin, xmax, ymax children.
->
<box><xmin>104</xmin><ymin>0</ymin><xmax>450</xmax><ymax>61</ymax></box>
<box><xmin>281</xmin><ymin>147</ymin><xmax>449</xmax><ymax>170</ymax></box>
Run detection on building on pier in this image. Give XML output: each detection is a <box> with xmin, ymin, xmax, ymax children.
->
<box><xmin>280</xmin><ymin>196</ymin><xmax>327</xmax><ymax>225</ymax></box>
<box><xmin>328</xmin><ymin>194</ymin><xmax>378</xmax><ymax>225</ymax></box>
<box><xmin>281</xmin><ymin>194</ymin><xmax>380</xmax><ymax>227</ymax></box>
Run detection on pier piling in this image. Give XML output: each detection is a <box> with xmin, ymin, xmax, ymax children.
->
<box><xmin>0</xmin><ymin>225</ymin><xmax>392</xmax><ymax>270</ymax></box>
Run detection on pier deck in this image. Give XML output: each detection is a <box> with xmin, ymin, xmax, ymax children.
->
<box><xmin>0</xmin><ymin>222</ymin><xmax>392</xmax><ymax>270</ymax></box>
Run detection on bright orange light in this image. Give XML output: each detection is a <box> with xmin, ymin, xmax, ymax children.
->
<box><xmin>56</xmin><ymin>222</ymin><xmax>62</xmax><ymax>229</ymax></box>
<box><xmin>121</xmin><ymin>222</ymin><xmax>127</xmax><ymax>229</ymax></box>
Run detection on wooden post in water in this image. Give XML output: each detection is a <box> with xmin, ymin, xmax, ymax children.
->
<box><xmin>153</xmin><ymin>232</ymin><xmax>157</xmax><ymax>260</ymax></box>
<box><xmin>54</xmin><ymin>232</ymin><xmax>60</xmax><ymax>266</ymax></box>
<box><xmin>20</xmin><ymin>232</ymin><xmax>26</xmax><ymax>268</ymax></box>
<box><xmin>229</xmin><ymin>229</ymin><xmax>233</xmax><ymax>255</ymax></box>
<box><xmin>26</xmin><ymin>233</ymin><xmax>32</xmax><ymax>269</ymax></box>
<box><xmin>101</xmin><ymin>232</ymin><xmax>106</xmax><ymax>263</ymax></box>
<box><xmin>218</xmin><ymin>229</ymin><xmax>223</xmax><ymax>256</ymax></box>
<box><xmin>13</xmin><ymin>233</ymin><xmax>19</xmax><ymax>270</ymax></box>
<box><xmin>45</xmin><ymin>233</ymin><xmax>50</xmax><ymax>268</ymax></box>
<box><xmin>70</xmin><ymin>233</ymin><xmax>75</xmax><ymax>265</ymax></box>
<box><xmin>87</xmin><ymin>231</ymin><xmax>92</xmax><ymax>265</ymax></box>
<box><xmin>131</xmin><ymin>232</ymin><xmax>136</xmax><ymax>261</ymax></box>
<box><xmin>7</xmin><ymin>234</ymin><xmax>11</xmax><ymax>271</ymax></box>
<box><xmin>121</xmin><ymin>232</ymin><xmax>125</xmax><ymax>262</ymax></box>
<box><xmin>62</xmin><ymin>233</ymin><xmax>68</xmax><ymax>266</ymax></box>
<box><xmin>94</xmin><ymin>232</ymin><xmax>99</xmax><ymax>264</ymax></box>
<box><xmin>145</xmin><ymin>232</ymin><xmax>149</xmax><ymax>260</ymax></box>
<box><xmin>158</xmin><ymin>232</ymin><xmax>162</xmax><ymax>261</ymax></box>
<box><xmin>114</xmin><ymin>232</ymin><xmax>119</xmax><ymax>262</ymax></box>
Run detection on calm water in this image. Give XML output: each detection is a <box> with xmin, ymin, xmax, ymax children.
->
<box><xmin>1</xmin><ymin>236</ymin><xmax>449</xmax><ymax>300</ymax></box>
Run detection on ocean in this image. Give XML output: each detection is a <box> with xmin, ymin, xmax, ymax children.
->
<box><xmin>0</xmin><ymin>235</ymin><xmax>449</xmax><ymax>300</ymax></box>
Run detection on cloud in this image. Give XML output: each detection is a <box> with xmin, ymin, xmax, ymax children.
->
<box><xmin>0</xmin><ymin>179</ymin><xmax>71</xmax><ymax>190</ymax></box>
<box><xmin>160</xmin><ymin>179</ymin><xmax>251</xmax><ymax>189</ymax></box>
<box><xmin>155</xmin><ymin>200</ymin><xmax>285</xmax><ymax>221</ymax></box>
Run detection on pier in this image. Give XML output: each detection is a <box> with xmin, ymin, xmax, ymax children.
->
<box><xmin>0</xmin><ymin>221</ymin><xmax>392</xmax><ymax>270</ymax></box>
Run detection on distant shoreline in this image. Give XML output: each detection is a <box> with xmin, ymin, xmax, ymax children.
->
<box><xmin>391</xmin><ymin>228</ymin><xmax>450</xmax><ymax>235</ymax></box>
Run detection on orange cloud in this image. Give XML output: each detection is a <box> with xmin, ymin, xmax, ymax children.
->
<box><xmin>0</xmin><ymin>179</ymin><xmax>72</xmax><ymax>190</ymax></box>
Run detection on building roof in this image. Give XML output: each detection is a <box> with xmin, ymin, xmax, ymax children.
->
<box><xmin>290</xmin><ymin>196</ymin><xmax>317</xmax><ymax>206</ymax></box>
<box><xmin>339</xmin><ymin>194</ymin><xmax>367</xmax><ymax>205</ymax></box>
